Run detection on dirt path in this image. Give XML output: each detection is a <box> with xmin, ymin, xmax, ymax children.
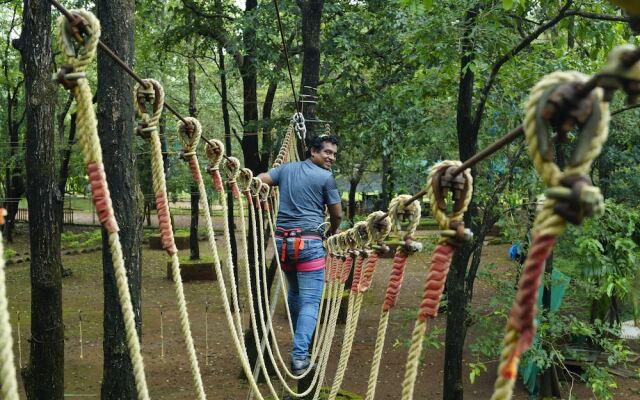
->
<box><xmin>3</xmin><ymin>227</ymin><xmax>638</xmax><ymax>399</ymax></box>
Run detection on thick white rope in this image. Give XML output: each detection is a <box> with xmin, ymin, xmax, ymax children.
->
<box><xmin>136</xmin><ymin>92</ymin><xmax>206</xmax><ymax>400</ymax></box>
<box><xmin>0</xmin><ymin>226</ymin><xmax>18</xmax><ymax>400</ymax></box>
<box><xmin>56</xmin><ymin>11</ymin><xmax>150</xmax><ymax>399</ymax></box>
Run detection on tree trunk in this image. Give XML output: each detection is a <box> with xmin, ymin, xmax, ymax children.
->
<box><xmin>18</xmin><ymin>1</ymin><xmax>64</xmax><ymax>397</ymax></box>
<box><xmin>240</xmin><ymin>0</ymin><xmax>261</xmax><ymax>173</ymax></box>
<box><xmin>540</xmin><ymin>252</ymin><xmax>561</xmax><ymax>398</ymax></box>
<box><xmin>443</xmin><ymin>5</ymin><xmax>480</xmax><ymax>400</ymax></box>
<box><xmin>297</xmin><ymin>0</ymin><xmax>324</xmax><ymax>142</ymax></box>
<box><xmin>217</xmin><ymin>35</ymin><xmax>239</xmax><ymax>292</ymax></box>
<box><xmin>348</xmin><ymin>162</ymin><xmax>364</xmax><ymax>223</ymax></box>
<box><xmin>380</xmin><ymin>150</ymin><xmax>393</xmax><ymax>210</ymax></box>
<box><xmin>188</xmin><ymin>57</ymin><xmax>200</xmax><ymax>260</ymax></box>
<box><xmin>96</xmin><ymin>1</ymin><xmax>143</xmax><ymax>398</ymax></box>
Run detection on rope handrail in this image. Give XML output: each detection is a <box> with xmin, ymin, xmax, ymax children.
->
<box><xmin>48</xmin><ymin>0</ymin><xmax>230</xmax><ymax>160</ymax></box>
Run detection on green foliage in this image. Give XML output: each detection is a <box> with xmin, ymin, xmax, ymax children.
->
<box><xmin>3</xmin><ymin>248</ymin><xmax>16</xmax><ymax>259</ymax></box>
<box><xmin>559</xmin><ymin>201</ymin><xmax>640</xmax><ymax>321</ymax></box>
<box><xmin>60</xmin><ymin>229</ymin><xmax>102</xmax><ymax>250</ymax></box>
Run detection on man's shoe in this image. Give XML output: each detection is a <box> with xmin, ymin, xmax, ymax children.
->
<box><xmin>291</xmin><ymin>357</ymin><xmax>311</xmax><ymax>375</ymax></box>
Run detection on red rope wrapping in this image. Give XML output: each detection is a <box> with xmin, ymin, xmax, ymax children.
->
<box><xmin>418</xmin><ymin>244</ymin><xmax>455</xmax><ymax>322</ymax></box>
<box><xmin>331</xmin><ymin>257</ymin><xmax>342</xmax><ymax>282</ymax></box>
<box><xmin>155</xmin><ymin>191</ymin><xmax>177</xmax><ymax>255</ymax></box>
<box><xmin>501</xmin><ymin>234</ymin><xmax>556</xmax><ymax>379</ymax></box>
<box><xmin>324</xmin><ymin>255</ymin><xmax>333</xmax><ymax>282</ymax></box>
<box><xmin>210</xmin><ymin>170</ymin><xmax>223</xmax><ymax>193</ymax></box>
<box><xmin>262</xmin><ymin>201</ymin><xmax>269</xmax><ymax>212</ymax></box>
<box><xmin>350</xmin><ymin>254</ymin><xmax>365</xmax><ymax>294</ymax></box>
<box><xmin>187</xmin><ymin>156</ymin><xmax>202</xmax><ymax>183</ymax></box>
<box><xmin>230</xmin><ymin>183</ymin><xmax>240</xmax><ymax>199</ymax></box>
<box><xmin>341</xmin><ymin>255</ymin><xmax>354</xmax><ymax>284</ymax></box>
<box><xmin>382</xmin><ymin>249</ymin><xmax>409</xmax><ymax>311</ymax></box>
<box><xmin>359</xmin><ymin>252</ymin><xmax>380</xmax><ymax>293</ymax></box>
<box><xmin>87</xmin><ymin>162</ymin><xmax>119</xmax><ymax>233</ymax></box>
<box><xmin>244</xmin><ymin>191</ymin><xmax>253</xmax><ymax>207</ymax></box>
<box><xmin>254</xmin><ymin>196</ymin><xmax>261</xmax><ymax>210</ymax></box>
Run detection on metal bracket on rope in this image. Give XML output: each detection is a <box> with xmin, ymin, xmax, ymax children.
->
<box><xmin>292</xmin><ymin>112</ymin><xmax>307</xmax><ymax>141</ymax></box>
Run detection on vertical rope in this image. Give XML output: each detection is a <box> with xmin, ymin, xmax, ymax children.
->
<box><xmin>0</xmin><ymin>224</ymin><xmax>18</xmax><ymax>400</ymax></box>
<box><xmin>491</xmin><ymin>70</ymin><xmax>609</xmax><ymax>400</ymax></box>
<box><xmin>136</xmin><ymin>90</ymin><xmax>206</xmax><ymax>400</ymax></box>
<box><xmin>401</xmin><ymin>160</ymin><xmax>473</xmax><ymax>400</ymax></box>
<box><xmin>55</xmin><ymin>11</ymin><xmax>150</xmax><ymax>399</ymax></box>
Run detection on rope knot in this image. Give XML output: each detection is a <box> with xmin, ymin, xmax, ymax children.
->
<box><xmin>545</xmin><ymin>175</ymin><xmax>604</xmax><ymax>225</ymax></box>
<box><xmin>134</xmin><ymin>79</ymin><xmax>164</xmax><ymax>136</ymax></box>
<box><xmin>366</xmin><ymin>211</ymin><xmax>392</xmax><ymax>245</ymax></box>
<box><xmin>388</xmin><ymin>194</ymin><xmax>421</xmax><ymax>243</ymax></box>
<box><xmin>56</xmin><ymin>10</ymin><xmax>100</xmax><ymax>73</ymax></box>
<box><xmin>427</xmin><ymin>160</ymin><xmax>474</xmax><ymax>245</ymax></box>
<box><xmin>204</xmin><ymin>139</ymin><xmax>224</xmax><ymax>192</ymax></box>
<box><xmin>238</xmin><ymin>168</ymin><xmax>253</xmax><ymax>192</ymax></box>
<box><xmin>224</xmin><ymin>157</ymin><xmax>241</xmax><ymax>198</ymax></box>
<box><xmin>178</xmin><ymin>117</ymin><xmax>202</xmax><ymax>155</ymax></box>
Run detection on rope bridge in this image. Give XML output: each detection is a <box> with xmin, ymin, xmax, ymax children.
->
<box><xmin>1</xmin><ymin>4</ymin><xmax>639</xmax><ymax>400</ymax></box>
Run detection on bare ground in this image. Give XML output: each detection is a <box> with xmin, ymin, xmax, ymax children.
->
<box><xmin>3</xmin><ymin>223</ymin><xmax>640</xmax><ymax>399</ymax></box>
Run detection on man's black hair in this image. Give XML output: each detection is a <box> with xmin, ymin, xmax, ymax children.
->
<box><xmin>307</xmin><ymin>134</ymin><xmax>338</xmax><ymax>157</ymax></box>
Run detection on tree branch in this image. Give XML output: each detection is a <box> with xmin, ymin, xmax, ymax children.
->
<box><xmin>181</xmin><ymin>0</ymin><xmax>234</xmax><ymax>21</ymax></box>
<box><xmin>194</xmin><ymin>58</ymin><xmax>244</xmax><ymax>127</ymax></box>
<box><xmin>612</xmin><ymin>102</ymin><xmax>640</xmax><ymax>116</ymax></box>
<box><xmin>565</xmin><ymin>10</ymin><xmax>630</xmax><ymax>22</ymax></box>
<box><xmin>472</xmin><ymin>0</ymin><xmax>574</xmax><ymax>132</ymax></box>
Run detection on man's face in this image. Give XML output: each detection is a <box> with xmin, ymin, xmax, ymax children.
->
<box><xmin>310</xmin><ymin>142</ymin><xmax>338</xmax><ymax>170</ymax></box>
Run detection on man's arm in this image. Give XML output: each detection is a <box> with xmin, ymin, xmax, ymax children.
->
<box><xmin>257</xmin><ymin>172</ymin><xmax>274</xmax><ymax>186</ymax></box>
<box><xmin>327</xmin><ymin>203</ymin><xmax>343</xmax><ymax>235</ymax></box>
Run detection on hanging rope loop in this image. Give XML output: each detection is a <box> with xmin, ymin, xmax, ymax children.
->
<box><xmin>388</xmin><ymin>195</ymin><xmax>422</xmax><ymax>253</ymax></box>
<box><xmin>53</xmin><ymin>10</ymin><xmax>99</xmax><ymax>91</ymax></box>
<box><xmin>223</xmin><ymin>157</ymin><xmax>241</xmax><ymax>199</ymax></box>
<box><xmin>133</xmin><ymin>79</ymin><xmax>164</xmax><ymax>140</ymax></box>
<box><xmin>178</xmin><ymin>117</ymin><xmax>202</xmax><ymax>158</ymax></box>
<box><xmin>259</xmin><ymin>183</ymin><xmax>270</xmax><ymax>211</ymax></box>
<box><xmin>204</xmin><ymin>139</ymin><xmax>225</xmax><ymax>193</ymax></box>
<box><xmin>491</xmin><ymin>71</ymin><xmax>611</xmax><ymax>400</ymax></box>
<box><xmin>427</xmin><ymin>160</ymin><xmax>474</xmax><ymax>246</ymax></box>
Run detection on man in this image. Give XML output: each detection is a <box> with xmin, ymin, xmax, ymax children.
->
<box><xmin>258</xmin><ymin>134</ymin><xmax>343</xmax><ymax>374</ymax></box>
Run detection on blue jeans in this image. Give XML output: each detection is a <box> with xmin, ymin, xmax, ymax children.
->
<box><xmin>276</xmin><ymin>236</ymin><xmax>326</xmax><ymax>362</ymax></box>
<box><xmin>284</xmin><ymin>269</ymin><xmax>325</xmax><ymax>362</ymax></box>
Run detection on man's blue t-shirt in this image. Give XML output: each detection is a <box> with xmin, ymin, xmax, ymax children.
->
<box><xmin>268</xmin><ymin>159</ymin><xmax>341</xmax><ymax>231</ymax></box>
